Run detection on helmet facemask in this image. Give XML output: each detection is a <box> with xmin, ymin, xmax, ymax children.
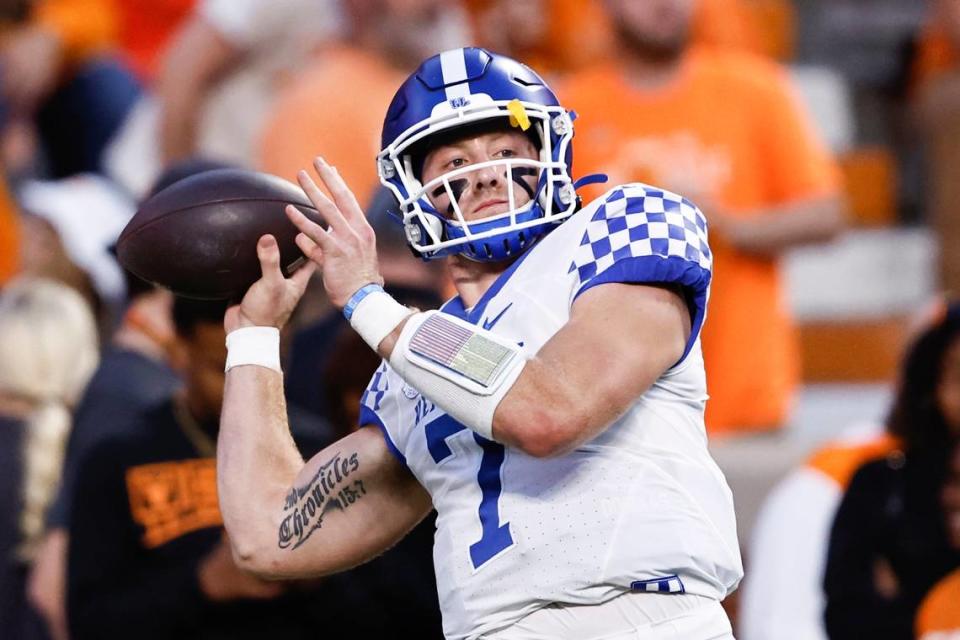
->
<box><xmin>378</xmin><ymin>99</ymin><xmax>576</xmax><ymax>261</ymax></box>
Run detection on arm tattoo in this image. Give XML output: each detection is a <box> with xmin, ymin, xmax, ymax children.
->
<box><xmin>277</xmin><ymin>451</ymin><xmax>367</xmax><ymax>550</ymax></box>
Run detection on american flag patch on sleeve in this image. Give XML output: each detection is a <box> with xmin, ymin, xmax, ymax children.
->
<box><xmin>409</xmin><ymin>313</ymin><xmax>517</xmax><ymax>389</ymax></box>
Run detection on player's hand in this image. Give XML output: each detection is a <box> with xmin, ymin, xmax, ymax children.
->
<box><xmin>285</xmin><ymin>157</ymin><xmax>384</xmax><ymax>308</ymax></box>
<box><xmin>224</xmin><ymin>234</ymin><xmax>316</xmax><ymax>333</ymax></box>
<box><xmin>198</xmin><ymin>536</ymin><xmax>285</xmax><ymax>602</ymax></box>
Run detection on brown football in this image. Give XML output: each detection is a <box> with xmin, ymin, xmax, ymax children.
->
<box><xmin>116</xmin><ymin>168</ymin><xmax>321</xmax><ymax>300</ymax></box>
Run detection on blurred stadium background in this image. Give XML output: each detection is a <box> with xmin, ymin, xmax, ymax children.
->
<box><xmin>0</xmin><ymin>0</ymin><xmax>958</xmax><ymax>638</ymax></box>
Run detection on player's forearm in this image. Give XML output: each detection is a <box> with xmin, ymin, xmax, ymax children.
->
<box><xmin>217</xmin><ymin>366</ymin><xmax>304</xmax><ymax>569</ymax></box>
<box><xmin>492</xmin><ymin>334</ymin><xmax>647</xmax><ymax>457</ymax></box>
<box><xmin>219</xmin><ymin>367</ymin><xmax>430</xmax><ymax>580</ymax></box>
<box><xmin>720</xmin><ymin>196</ymin><xmax>846</xmax><ymax>257</ymax></box>
<box><xmin>157</xmin><ymin>18</ymin><xmax>236</xmax><ymax>162</ymax></box>
<box><xmin>158</xmin><ymin>91</ymin><xmax>203</xmax><ymax>164</ymax></box>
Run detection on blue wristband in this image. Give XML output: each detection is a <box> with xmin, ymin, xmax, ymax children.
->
<box><xmin>343</xmin><ymin>284</ymin><xmax>385</xmax><ymax>321</ymax></box>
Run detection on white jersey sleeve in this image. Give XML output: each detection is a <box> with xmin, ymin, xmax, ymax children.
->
<box><xmin>358</xmin><ymin>361</ymin><xmax>409</xmax><ymax>466</ymax></box>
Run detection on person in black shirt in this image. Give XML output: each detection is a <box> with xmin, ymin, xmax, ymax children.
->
<box><xmin>67</xmin><ymin>297</ymin><xmax>333</xmax><ymax>640</ymax></box>
<box><xmin>824</xmin><ymin>302</ymin><xmax>960</xmax><ymax>639</ymax></box>
<box><xmin>30</xmin><ymin>159</ymin><xmax>233</xmax><ymax>638</ymax></box>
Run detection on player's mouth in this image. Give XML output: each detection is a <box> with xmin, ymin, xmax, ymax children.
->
<box><xmin>472</xmin><ymin>199</ymin><xmax>510</xmax><ymax>215</ymax></box>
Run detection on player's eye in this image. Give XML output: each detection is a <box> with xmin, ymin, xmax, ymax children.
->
<box><xmin>448</xmin><ymin>157</ymin><xmax>468</xmax><ymax>169</ymax></box>
<box><xmin>495</xmin><ymin>148</ymin><xmax>517</xmax><ymax>159</ymax></box>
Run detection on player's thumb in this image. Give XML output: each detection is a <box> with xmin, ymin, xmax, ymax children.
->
<box><xmin>256</xmin><ymin>235</ymin><xmax>283</xmax><ymax>284</ymax></box>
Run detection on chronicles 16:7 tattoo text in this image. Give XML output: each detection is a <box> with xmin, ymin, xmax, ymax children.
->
<box><xmin>277</xmin><ymin>451</ymin><xmax>367</xmax><ymax>550</ymax></box>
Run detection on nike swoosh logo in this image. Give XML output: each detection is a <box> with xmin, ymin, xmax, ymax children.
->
<box><xmin>482</xmin><ymin>302</ymin><xmax>513</xmax><ymax>330</ymax></box>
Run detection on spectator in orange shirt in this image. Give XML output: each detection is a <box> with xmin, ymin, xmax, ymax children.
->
<box><xmin>913</xmin><ymin>442</ymin><xmax>960</xmax><ymax>639</ymax></box>
<box><xmin>464</xmin><ymin>0</ymin><xmax>785</xmax><ymax>87</ymax></box>
<box><xmin>27</xmin><ymin>0</ymin><xmax>195</xmax><ymax>86</ymax></box>
<box><xmin>259</xmin><ymin>0</ymin><xmax>472</xmax><ymax>207</ymax></box>
<box><xmin>913</xmin><ymin>0</ymin><xmax>960</xmax><ymax>98</ymax></box>
<box><xmin>0</xmin><ymin>177</ymin><xmax>21</xmax><ymax>287</ymax></box>
<box><xmin>110</xmin><ymin>0</ymin><xmax>196</xmax><ymax>84</ymax></box>
<box><xmin>824</xmin><ymin>304</ymin><xmax>960</xmax><ymax>638</ymax></box>
<box><xmin>916</xmin><ymin>567</ymin><xmax>960</xmax><ymax>639</ymax></box>
<box><xmin>0</xmin><ymin>0</ymin><xmax>195</xmax><ymax>180</ymax></box>
<box><xmin>465</xmin><ymin>0</ymin><xmax>611</xmax><ymax>79</ymax></box>
<box><xmin>561</xmin><ymin>0</ymin><xmax>846</xmax><ymax>435</ymax></box>
<box><xmin>740</xmin><ymin>429</ymin><xmax>900</xmax><ymax>640</ymax></box>
<box><xmin>0</xmin><ymin>0</ymin><xmax>140</xmax><ymax>178</ymax></box>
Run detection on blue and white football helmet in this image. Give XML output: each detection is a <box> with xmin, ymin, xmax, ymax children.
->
<box><xmin>378</xmin><ymin>47</ymin><xmax>578</xmax><ymax>262</ymax></box>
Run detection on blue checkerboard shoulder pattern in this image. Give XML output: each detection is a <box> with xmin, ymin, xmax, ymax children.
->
<box><xmin>568</xmin><ymin>184</ymin><xmax>712</xmax><ymax>284</ymax></box>
<box><xmin>360</xmin><ymin>362</ymin><xmax>409</xmax><ymax>465</ymax></box>
<box><xmin>361</xmin><ymin>362</ymin><xmax>390</xmax><ymax>413</ymax></box>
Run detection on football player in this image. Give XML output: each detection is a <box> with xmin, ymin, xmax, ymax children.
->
<box><xmin>217</xmin><ymin>48</ymin><xmax>742</xmax><ymax>639</ymax></box>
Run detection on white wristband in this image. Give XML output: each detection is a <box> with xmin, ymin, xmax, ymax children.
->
<box><xmin>225</xmin><ymin>326</ymin><xmax>281</xmax><ymax>373</ymax></box>
<box><xmin>349</xmin><ymin>290</ymin><xmax>414</xmax><ymax>351</ymax></box>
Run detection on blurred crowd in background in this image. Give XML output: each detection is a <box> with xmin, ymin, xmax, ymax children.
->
<box><xmin>0</xmin><ymin>0</ymin><xmax>959</xmax><ymax>638</ymax></box>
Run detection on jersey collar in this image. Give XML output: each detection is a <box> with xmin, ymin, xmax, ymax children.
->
<box><xmin>440</xmin><ymin>244</ymin><xmax>536</xmax><ymax>325</ymax></box>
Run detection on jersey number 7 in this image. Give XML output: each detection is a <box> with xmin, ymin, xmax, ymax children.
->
<box><xmin>424</xmin><ymin>414</ymin><xmax>514</xmax><ymax>569</ymax></box>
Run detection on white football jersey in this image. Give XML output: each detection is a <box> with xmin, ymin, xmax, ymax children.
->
<box><xmin>360</xmin><ymin>184</ymin><xmax>743</xmax><ymax>640</ymax></box>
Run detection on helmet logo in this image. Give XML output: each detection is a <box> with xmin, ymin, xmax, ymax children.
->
<box><xmin>449</xmin><ymin>96</ymin><xmax>471</xmax><ymax>109</ymax></box>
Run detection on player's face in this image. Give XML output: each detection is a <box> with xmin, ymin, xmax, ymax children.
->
<box><xmin>420</xmin><ymin>128</ymin><xmax>539</xmax><ymax>222</ymax></box>
<box><xmin>938</xmin><ymin>335</ymin><xmax>960</xmax><ymax>433</ymax></box>
<box><xmin>605</xmin><ymin>0</ymin><xmax>695</xmax><ymax>60</ymax></box>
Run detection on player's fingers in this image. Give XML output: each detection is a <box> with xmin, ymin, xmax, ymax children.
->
<box><xmin>294</xmin><ymin>233</ymin><xmax>326</xmax><ymax>268</ymax></box>
<box><xmin>289</xmin><ymin>258</ymin><xmax>317</xmax><ymax>292</ymax></box>
<box><xmin>295</xmin><ymin>231</ymin><xmax>324</xmax><ymax>263</ymax></box>
<box><xmin>313</xmin><ymin>157</ymin><xmax>367</xmax><ymax>227</ymax></box>
<box><xmin>285</xmin><ymin>204</ymin><xmax>334</xmax><ymax>250</ymax></box>
<box><xmin>256</xmin><ymin>235</ymin><xmax>284</xmax><ymax>285</ymax></box>
<box><xmin>297</xmin><ymin>169</ymin><xmax>352</xmax><ymax>236</ymax></box>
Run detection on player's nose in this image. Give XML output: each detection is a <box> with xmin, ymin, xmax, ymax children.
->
<box><xmin>472</xmin><ymin>162</ymin><xmax>505</xmax><ymax>190</ymax></box>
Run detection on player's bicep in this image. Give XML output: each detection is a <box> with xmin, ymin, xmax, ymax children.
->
<box><xmin>494</xmin><ymin>282</ymin><xmax>689</xmax><ymax>455</ymax></box>
<box><xmin>562</xmin><ymin>281</ymin><xmax>689</xmax><ymax>401</ymax></box>
<box><xmin>265</xmin><ymin>425</ymin><xmax>430</xmax><ymax>578</ymax></box>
